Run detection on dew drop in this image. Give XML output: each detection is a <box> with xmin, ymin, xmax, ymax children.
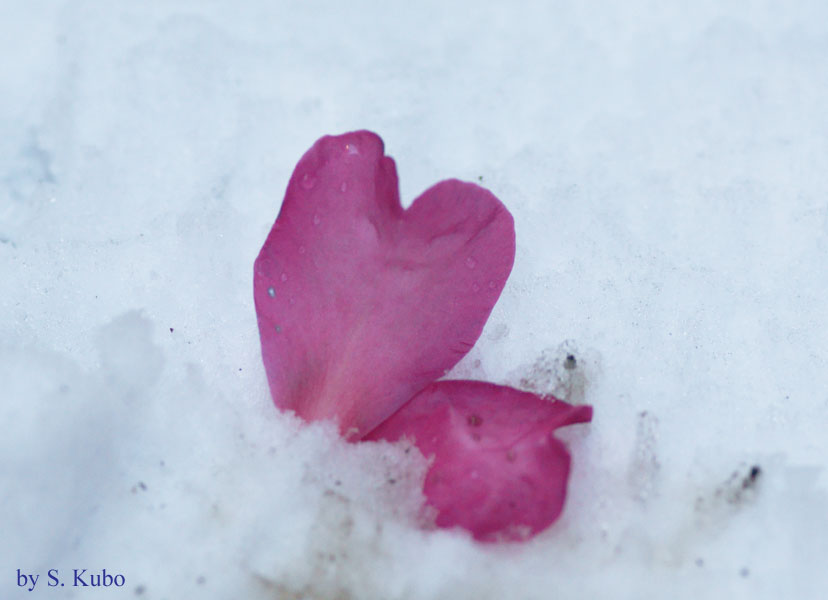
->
<box><xmin>465</xmin><ymin>256</ymin><xmax>477</xmax><ymax>269</ymax></box>
<box><xmin>313</xmin><ymin>214</ymin><xmax>321</xmax><ymax>226</ymax></box>
<box><xmin>274</xmin><ymin>325</ymin><xmax>282</xmax><ymax>333</ymax></box>
<box><xmin>280</xmin><ymin>272</ymin><xmax>288</xmax><ymax>282</ymax></box>
<box><xmin>472</xmin><ymin>283</ymin><xmax>480</xmax><ymax>292</ymax></box>
<box><xmin>267</xmin><ymin>287</ymin><xmax>275</xmax><ymax>298</ymax></box>
<box><xmin>298</xmin><ymin>245</ymin><xmax>306</xmax><ymax>254</ymax></box>
<box><xmin>345</xmin><ymin>143</ymin><xmax>359</xmax><ymax>155</ymax></box>
<box><xmin>339</xmin><ymin>181</ymin><xmax>348</xmax><ymax>193</ymax></box>
<box><xmin>488</xmin><ymin>280</ymin><xmax>496</xmax><ymax>289</ymax></box>
<box><xmin>301</xmin><ymin>174</ymin><xmax>316</xmax><ymax>189</ymax></box>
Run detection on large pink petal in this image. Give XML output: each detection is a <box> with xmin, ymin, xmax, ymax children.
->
<box><xmin>254</xmin><ymin>131</ymin><xmax>515</xmax><ymax>437</ymax></box>
<box><xmin>365</xmin><ymin>381</ymin><xmax>593</xmax><ymax>542</ymax></box>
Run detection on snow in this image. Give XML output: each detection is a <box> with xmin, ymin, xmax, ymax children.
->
<box><xmin>2</xmin><ymin>1</ymin><xmax>827</xmax><ymax>598</ymax></box>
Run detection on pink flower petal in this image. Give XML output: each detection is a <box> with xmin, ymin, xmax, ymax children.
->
<box><xmin>365</xmin><ymin>381</ymin><xmax>593</xmax><ymax>542</ymax></box>
<box><xmin>254</xmin><ymin>131</ymin><xmax>515</xmax><ymax>437</ymax></box>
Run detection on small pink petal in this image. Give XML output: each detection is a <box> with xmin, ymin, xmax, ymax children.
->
<box><xmin>254</xmin><ymin>131</ymin><xmax>515</xmax><ymax>437</ymax></box>
<box><xmin>365</xmin><ymin>381</ymin><xmax>593</xmax><ymax>542</ymax></box>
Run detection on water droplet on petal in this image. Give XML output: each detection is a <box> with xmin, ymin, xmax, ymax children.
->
<box><xmin>465</xmin><ymin>256</ymin><xmax>477</xmax><ymax>269</ymax></box>
<box><xmin>298</xmin><ymin>245</ymin><xmax>306</xmax><ymax>254</ymax></box>
<box><xmin>267</xmin><ymin>287</ymin><xmax>275</xmax><ymax>298</ymax></box>
<box><xmin>280</xmin><ymin>272</ymin><xmax>288</xmax><ymax>282</ymax></box>
<box><xmin>345</xmin><ymin>143</ymin><xmax>359</xmax><ymax>155</ymax></box>
<box><xmin>274</xmin><ymin>325</ymin><xmax>282</xmax><ymax>333</ymax></box>
<box><xmin>313</xmin><ymin>214</ymin><xmax>321</xmax><ymax>226</ymax></box>
<box><xmin>488</xmin><ymin>280</ymin><xmax>496</xmax><ymax>289</ymax></box>
<box><xmin>472</xmin><ymin>283</ymin><xmax>480</xmax><ymax>292</ymax></box>
<box><xmin>301</xmin><ymin>174</ymin><xmax>316</xmax><ymax>189</ymax></box>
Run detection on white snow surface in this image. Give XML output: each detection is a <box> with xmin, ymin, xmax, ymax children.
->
<box><xmin>2</xmin><ymin>1</ymin><xmax>827</xmax><ymax>598</ymax></box>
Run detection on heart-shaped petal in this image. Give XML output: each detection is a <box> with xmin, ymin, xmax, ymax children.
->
<box><xmin>365</xmin><ymin>381</ymin><xmax>593</xmax><ymax>542</ymax></box>
<box><xmin>254</xmin><ymin>131</ymin><xmax>515</xmax><ymax>437</ymax></box>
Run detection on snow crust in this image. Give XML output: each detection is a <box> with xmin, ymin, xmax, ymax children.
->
<box><xmin>2</xmin><ymin>1</ymin><xmax>827</xmax><ymax>598</ymax></box>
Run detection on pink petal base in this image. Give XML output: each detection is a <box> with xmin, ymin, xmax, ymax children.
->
<box><xmin>365</xmin><ymin>381</ymin><xmax>593</xmax><ymax>542</ymax></box>
<box><xmin>254</xmin><ymin>130</ymin><xmax>593</xmax><ymax>542</ymax></box>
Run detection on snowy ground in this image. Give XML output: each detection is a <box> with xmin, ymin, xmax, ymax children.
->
<box><xmin>2</xmin><ymin>1</ymin><xmax>827</xmax><ymax>598</ymax></box>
